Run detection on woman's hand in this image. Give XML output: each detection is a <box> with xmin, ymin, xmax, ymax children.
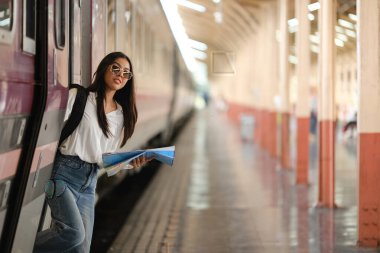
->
<box><xmin>130</xmin><ymin>155</ymin><xmax>153</xmax><ymax>169</ymax></box>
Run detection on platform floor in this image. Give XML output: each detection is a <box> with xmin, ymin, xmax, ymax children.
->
<box><xmin>108</xmin><ymin>106</ymin><xmax>378</xmax><ymax>253</ymax></box>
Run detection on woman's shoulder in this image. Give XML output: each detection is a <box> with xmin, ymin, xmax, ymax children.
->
<box><xmin>87</xmin><ymin>91</ymin><xmax>97</xmax><ymax>103</ymax></box>
<box><xmin>88</xmin><ymin>91</ymin><xmax>96</xmax><ymax>97</ymax></box>
<box><xmin>70</xmin><ymin>88</ymin><xmax>95</xmax><ymax>104</ymax></box>
<box><xmin>68</xmin><ymin>87</ymin><xmax>78</xmax><ymax>97</ymax></box>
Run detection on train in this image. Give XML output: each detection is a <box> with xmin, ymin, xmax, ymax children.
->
<box><xmin>0</xmin><ymin>0</ymin><xmax>195</xmax><ymax>252</ymax></box>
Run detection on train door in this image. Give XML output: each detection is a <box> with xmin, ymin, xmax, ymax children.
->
<box><xmin>80</xmin><ymin>0</ymin><xmax>106</xmax><ymax>87</ymax></box>
<box><xmin>0</xmin><ymin>0</ymin><xmax>70</xmax><ymax>252</ymax></box>
<box><xmin>0</xmin><ymin>0</ymin><xmax>30</xmax><ymax>250</ymax></box>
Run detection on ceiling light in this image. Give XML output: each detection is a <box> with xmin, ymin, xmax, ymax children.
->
<box><xmin>335</xmin><ymin>26</ymin><xmax>345</xmax><ymax>33</ymax></box>
<box><xmin>214</xmin><ymin>12</ymin><xmax>222</xmax><ymax>23</ymax></box>
<box><xmin>288</xmin><ymin>26</ymin><xmax>298</xmax><ymax>33</ymax></box>
<box><xmin>192</xmin><ymin>49</ymin><xmax>208</xmax><ymax>60</ymax></box>
<box><xmin>335</xmin><ymin>38</ymin><xmax>344</xmax><ymax>47</ymax></box>
<box><xmin>309</xmin><ymin>34</ymin><xmax>319</xmax><ymax>44</ymax></box>
<box><xmin>348</xmin><ymin>13</ymin><xmax>357</xmax><ymax>22</ymax></box>
<box><xmin>336</xmin><ymin>33</ymin><xmax>348</xmax><ymax>42</ymax></box>
<box><xmin>338</xmin><ymin>19</ymin><xmax>355</xmax><ymax>30</ymax></box>
<box><xmin>310</xmin><ymin>45</ymin><xmax>319</xmax><ymax>53</ymax></box>
<box><xmin>161</xmin><ymin>0</ymin><xmax>197</xmax><ymax>72</ymax></box>
<box><xmin>308</xmin><ymin>13</ymin><xmax>315</xmax><ymax>21</ymax></box>
<box><xmin>213</xmin><ymin>0</ymin><xmax>221</xmax><ymax>3</ymax></box>
<box><xmin>288</xmin><ymin>18</ymin><xmax>298</xmax><ymax>27</ymax></box>
<box><xmin>345</xmin><ymin>29</ymin><xmax>356</xmax><ymax>38</ymax></box>
<box><xmin>308</xmin><ymin>2</ymin><xmax>320</xmax><ymax>12</ymax></box>
<box><xmin>288</xmin><ymin>55</ymin><xmax>298</xmax><ymax>64</ymax></box>
<box><xmin>176</xmin><ymin>0</ymin><xmax>206</xmax><ymax>13</ymax></box>
<box><xmin>189</xmin><ymin>39</ymin><xmax>208</xmax><ymax>51</ymax></box>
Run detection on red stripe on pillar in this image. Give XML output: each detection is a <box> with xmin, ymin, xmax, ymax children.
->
<box><xmin>358</xmin><ymin>133</ymin><xmax>380</xmax><ymax>247</ymax></box>
<box><xmin>226</xmin><ymin>102</ymin><xmax>257</xmax><ymax>142</ymax></box>
<box><xmin>269</xmin><ymin>111</ymin><xmax>277</xmax><ymax>157</ymax></box>
<box><xmin>263</xmin><ymin>110</ymin><xmax>269</xmax><ymax>151</ymax></box>
<box><xmin>226</xmin><ymin>103</ymin><xmax>279</xmax><ymax>156</ymax></box>
<box><xmin>281</xmin><ymin>112</ymin><xmax>291</xmax><ymax>169</ymax></box>
<box><xmin>318</xmin><ymin>120</ymin><xmax>336</xmax><ymax>208</ymax></box>
<box><xmin>258</xmin><ymin>109</ymin><xmax>265</xmax><ymax>148</ymax></box>
<box><xmin>296</xmin><ymin>117</ymin><xmax>310</xmax><ymax>184</ymax></box>
<box><xmin>227</xmin><ymin>103</ymin><xmax>256</xmax><ymax>122</ymax></box>
<box><xmin>254</xmin><ymin>109</ymin><xmax>260</xmax><ymax>144</ymax></box>
<box><xmin>227</xmin><ymin>103</ymin><xmax>243</xmax><ymax>123</ymax></box>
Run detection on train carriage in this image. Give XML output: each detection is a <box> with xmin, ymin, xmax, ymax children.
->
<box><xmin>0</xmin><ymin>0</ymin><xmax>195</xmax><ymax>252</ymax></box>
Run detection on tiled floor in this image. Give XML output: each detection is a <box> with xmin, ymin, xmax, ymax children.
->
<box><xmin>110</xmin><ymin>105</ymin><xmax>379</xmax><ymax>253</ymax></box>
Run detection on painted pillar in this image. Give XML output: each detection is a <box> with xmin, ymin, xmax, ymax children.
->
<box><xmin>279</xmin><ymin>0</ymin><xmax>291</xmax><ymax>169</ymax></box>
<box><xmin>357</xmin><ymin>0</ymin><xmax>380</xmax><ymax>247</ymax></box>
<box><xmin>261</xmin><ymin>13</ymin><xmax>267</xmax><ymax>151</ymax></box>
<box><xmin>268</xmin><ymin>3</ymin><xmax>279</xmax><ymax>158</ymax></box>
<box><xmin>262</xmin><ymin>7</ymin><xmax>271</xmax><ymax>153</ymax></box>
<box><xmin>254</xmin><ymin>24</ymin><xmax>265</xmax><ymax>147</ymax></box>
<box><xmin>115</xmin><ymin>0</ymin><xmax>127</xmax><ymax>51</ymax></box>
<box><xmin>317</xmin><ymin>0</ymin><xmax>336</xmax><ymax>208</ymax></box>
<box><xmin>263</xmin><ymin>10</ymin><xmax>271</xmax><ymax>152</ymax></box>
<box><xmin>295</xmin><ymin>0</ymin><xmax>310</xmax><ymax>184</ymax></box>
<box><xmin>251</xmin><ymin>35</ymin><xmax>261</xmax><ymax>145</ymax></box>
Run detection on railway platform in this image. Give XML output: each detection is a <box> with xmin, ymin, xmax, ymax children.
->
<box><xmin>107</xmin><ymin>105</ymin><xmax>375</xmax><ymax>253</ymax></box>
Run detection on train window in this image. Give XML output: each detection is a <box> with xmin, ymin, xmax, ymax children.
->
<box><xmin>0</xmin><ymin>0</ymin><xmax>12</xmax><ymax>30</ymax></box>
<box><xmin>22</xmin><ymin>0</ymin><xmax>36</xmax><ymax>54</ymax></box>
<box><xmin>55</xmin><ymin>0</ymin><xmax>65</xmax><ymax>49</ymax></box>
<box><xmin>0</xmin><ymin>0</ymin><xmax>15</xmax><ymax>44</ymax></box>
<box><xmin>25</xmin><ymin>0</ymin><xmax>35</xmax><ymax>39</ymax></box>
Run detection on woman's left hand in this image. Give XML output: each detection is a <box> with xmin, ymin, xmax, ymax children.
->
<box><xmin>131</xmin><ymin>155</ymin><xmax>153</xmax><ymax>169</ymax></box>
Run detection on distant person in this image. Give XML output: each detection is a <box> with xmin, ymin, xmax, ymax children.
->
<box><xmin>202</xmin><ymin>91</ymin><xmax>210</xmax><ymax>106</ymax></box>
<box><xmin>310</xmin><ymin>110</ymin><xmax>317</xmax><ymax>135</ymax></box>
<box><xmin>343</xmin><ymin>112</ymin><xmax>357</xmax><ymax>137</ymax></box>
<box><xmin>309</xmin><ymin>95</ymin><xmax>318</xmax><ymax>135</ymax></box>
<box><xmin>33</xmin><ymin>52</ymin><xmax>150</xmax><ymax>253</ymax></box>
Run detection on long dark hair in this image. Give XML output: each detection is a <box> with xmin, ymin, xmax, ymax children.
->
<box><xmin>87</xmin><ymin>51</ymin><xmax>138</xmax><ymax>147</ymax></box>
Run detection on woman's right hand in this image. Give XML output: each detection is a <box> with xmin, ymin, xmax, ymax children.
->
<box><xmin>130</xmin><ymin>155</ymin><xmax>153</xmax><ymax>169</ymax></box>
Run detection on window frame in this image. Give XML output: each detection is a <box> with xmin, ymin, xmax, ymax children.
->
<box><xmin>54</xmin><ymin>0</ymin><xmax>66</xmax><ymax>50</ymax></box>
<box><xmin>22</xmin><ymin>0</ymin><xmax>36</xmax><ymax>54</ymax></box>
<box><xmin>0</xmin><ymin>0</ymin><xmax>16</xmax><ymax>45</ymax></box>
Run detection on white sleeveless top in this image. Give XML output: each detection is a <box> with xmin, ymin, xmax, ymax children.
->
<box><xmin>59</xmin><ymin>88</ymin><xmax>124</xmax><ymax>165</ymax></box>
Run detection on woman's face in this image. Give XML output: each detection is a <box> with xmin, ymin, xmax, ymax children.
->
<box><xmin>104</xmin><ymin>57</ymin><xmax>132</xmax><ymax>92</ymax></box>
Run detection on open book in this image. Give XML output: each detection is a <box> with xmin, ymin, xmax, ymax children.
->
<box><xmin>102</xmin><ymin>146</ymin><xmax>175</xmax><ymax>177</ymax></box>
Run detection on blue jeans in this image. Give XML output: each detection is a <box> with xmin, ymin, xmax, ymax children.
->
<box><xmin>33</xmin><ymin>152</ymin><xmax>99</xmax><ymax>253</ymax></box>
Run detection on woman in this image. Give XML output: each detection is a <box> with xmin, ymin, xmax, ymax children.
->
<box><xmin>34</xmin><ymin>52</ymin><xmax>148</xmax><ymax>253</ymax></box>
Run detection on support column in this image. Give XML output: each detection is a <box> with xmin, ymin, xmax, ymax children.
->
<box><xmin>279</xmin><ymin>0</ymin><xmax>291</xmax><ymax>169</ymax></box>
<box><xmin>268</xmin><ymin>3</ymin><xmax>279</xmax><ymax>158</ymax></box>
<box><xmin>295</xmin><ymin>0</ymin><xmax>310</xmax><ymax>184</ymax></box>
<box><xmin>253</xmin><ymin>28</ymin><xmax>263</xmax><ymax>148</ymax></box>
<box><xmin>317</xmin><ymin>0</ymin><xmax>336</xmax><ymax>208</ymax></box>
<box><xmin>115</xmin><ymin>0</ymin><xmax>127</xmax><ymax>51</ymax></box>
<box><xmin>357</xmin><ymin>0</ymin><xmax>380</xmax><ymax>247</ymax></box>
<box><xmin>262</xmin><ymin>5</ymin><xmax>278</xmax><ymax>157</ymax></box>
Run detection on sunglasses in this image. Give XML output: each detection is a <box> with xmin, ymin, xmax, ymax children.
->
<box><xmin>110</xmin><ymin>64</ymin><xmax>133</xmax><ymax>80</ymax></box>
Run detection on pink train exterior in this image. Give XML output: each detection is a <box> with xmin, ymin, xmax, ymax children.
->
<box><xmin>0</xmin><ymin>0</ymin><xmax>195</xmax><ymax>252</ymax></box>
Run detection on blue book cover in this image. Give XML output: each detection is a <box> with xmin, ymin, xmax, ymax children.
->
<box><xmin>102</xmin><ymin>146</ymin><xmax>175</xmax><ymax>176</ymax></box>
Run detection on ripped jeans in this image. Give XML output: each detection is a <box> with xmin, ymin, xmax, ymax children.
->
<box><xmin>33</xmin><ymin>152</ymin><xmax>99</xmax><ymax>253</ymax></box>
